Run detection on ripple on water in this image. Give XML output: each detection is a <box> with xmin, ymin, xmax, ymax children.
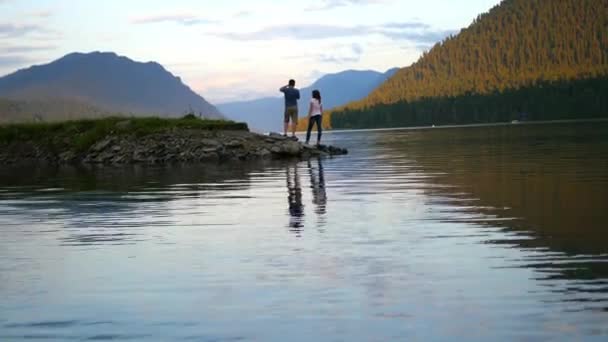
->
<box><xmin>0</xmin><ymin>123</ymin><xmax>608</xmax><ymax>340</ymax></box>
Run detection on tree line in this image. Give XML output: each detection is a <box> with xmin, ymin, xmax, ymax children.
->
<box><xmin>331</xmin><ymin>77</ymin><xmax>608</xmax><ymax>129</ymax></box>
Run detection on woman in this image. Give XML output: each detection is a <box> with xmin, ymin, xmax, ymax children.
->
<box><xmin>306</xmin><ymin>89</ymin><xmax>323</xmax><ymax>145</ymax></box>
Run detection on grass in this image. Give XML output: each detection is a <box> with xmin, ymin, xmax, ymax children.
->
<box><xmin>0</xmin><ymin>115</ymin><xmax>249</xmax><ymax>152</ymax></box>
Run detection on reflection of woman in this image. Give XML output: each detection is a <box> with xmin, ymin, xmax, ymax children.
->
<box><xmin>286</xmin><ymin>164</ymin><xmax>304</xmax><ymax>231</ymax></box>
<box><xmin>308</xmin><ymin>158</ymin><xmax>327</xmax><ymax>216</ymax></box>
<box><xmin>305</xmin><ymin>90</ymin><xmax>323</xmax><ymax>146</ymax></box>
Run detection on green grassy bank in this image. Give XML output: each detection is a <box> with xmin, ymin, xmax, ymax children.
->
<box><xmin>0</xmin><ymin>116</ymin><xmax>249</xmax><ymax>152</ymax></box>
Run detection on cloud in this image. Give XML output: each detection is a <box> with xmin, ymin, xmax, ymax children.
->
<box><xmin>0</xmin><ymin>55</ymin><xmax>36</xmax><ymax>67</ymax></box>
<box><xmin>317</xmin><ymin>43</ymin><xmax>364</xmax><ymax>65</ymax></box>
<box><xmin>383</xmin><ymin>22</ymin><xmax>430</xmax><ymax>30</ymax></box>
<box><xmin>415</xmin><ymin>43</ymin><xmax>434</xmax><ymax>52</ymax></box>
<box><xmin>215</xmin><ymin>21</ymin><xmax>454</xmax><ymax>45</ymax></box>
<box><xmin>351</xmin><ymin>43</ymin><xmax>363</xmax><ymax>55</ymax></box>
<box><xmin>0</xmin><ymin>44</ymin><xmax>57</xmax><ymax>54</ymax></box>
<box><xmin>0</xmin><ymin>23</ymin><xmax>45</xmax><ymax>38</ymax></box>
<box><xmin>0</xmin><ymin>22</ymin><xmax>59</xmax><ymax>41</ymax></box>
<box><xmin>308</xmin><ymin>70</ymin><xmax>326</xmax><ymax>81</ymax></box>
<box><xmin>233</xmin><ymin>10</ymin><xmax>252</xmax><ymax>18</ymax></box>
<box><xmin>317</xmin><ymin>55</ymin><xmax>360</xmax><ymax>64</ymax></box>
<box><xmin>306</xmin><ymin>0</ymin><xmax>391</xmax><ymax>11</ymax></box>
<box><xmin>29</xmin><ymin>10</ymin><xmax>53</xmax><ymax>18</ymax></box>
<box><xmin>216</xmin><ymin>24</ymin><xmax>367</xmax><ymax>41</ymax></box>
<box><xmin>383</xmin><ymin>29</ymin><xmax>457</xmax><ymax>45</ymax></box>
<box><xmin>131</xmin><ymin>14</ymin><xmax>214</xmax><ymax>26</ymax></box>
<box><xmin>192</xmin><ymin>72</ymin><xmax>283</xmax><ymax>103</ymax></box>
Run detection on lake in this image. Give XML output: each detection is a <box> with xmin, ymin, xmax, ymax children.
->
<box><xmin>1</xmin><ymin>122</ymin><xmax>607</xmax><ymax>341</ymax></box>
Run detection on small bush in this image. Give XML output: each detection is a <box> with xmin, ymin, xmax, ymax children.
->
<box><xmin>182</xmin><ymin>113</ymin><xmax>198</xmax><ymax>120</ymax></box>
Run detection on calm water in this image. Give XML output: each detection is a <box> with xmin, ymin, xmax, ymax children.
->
<box><xmin>1</xmin><ymin>122</ymin><xmax>607</xmax><ymax>341</ymax></box>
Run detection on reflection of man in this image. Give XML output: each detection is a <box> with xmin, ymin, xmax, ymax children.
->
<box><xmin>286</xmin><ymin>164</ymin><xmax>304</xmax><ymax>233</ymax></box>
<box><xmin>308</xmin><ymin>158</ymin><xmax>327</xmax><ymax>216</ymax></box>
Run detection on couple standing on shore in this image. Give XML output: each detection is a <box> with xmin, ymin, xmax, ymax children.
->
<box><xmin>279</xmin><ymin>79</ymin><xmax>323</xmax><ymax>145</ymax></box>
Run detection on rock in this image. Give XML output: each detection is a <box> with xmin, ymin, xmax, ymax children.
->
<box><xmin>179</xmin><ymin>152</ymin><xmax>195</xmax><ymax>161</ymax></box>
<box><xmin>202</xmin><ymin>147</ymin><xmax>219</xmax><ymax>153</ymax></box>
<box><xmin>101</xmin><ymin>152</ymin><xmax>114</xmax><ymax>161</ymax></box>
<box><xmin>111</xmin><ymin>155</ymin><xmax>126</xmax><ymax>164</ymax></box>
<box><xmin>2</xmin><ymin>127</ymin><xmax>349</xmax><ymax>165</ymax></box>
<box><xmin>199</xmin><ymin>152</ymin><xmax>219</xmax><ymax>161</ymax></box>
<box><xmin>268</xmin><ymin>132</ymin><xmax>287</xmax><ymax>140</ymax></box>
<box><xmin>132</xmin><ymin>151</ymin><xmax>147</xmax><ymax>162</ymax></box>
<box><xmin>91</xmin><ymin>138</ymin><xmax>113</xmax><ymax>152</ymax></box>
<box><xmin>258</xmin><ymin>149</ymin><xmax>271</xmax><ymax>158</ymax></box>
<box><xmin>201</xmin><ymin>139</ymin><xmax>220</xmax><ymax>147</ymax></box>
<box><xmin>281</xmin><ymin>141</ymin><xmax>302</xmax><ymax>155</ymax></box>
<box><xmin>116</xmin><ymin>120</ymin><xmax>131</xmax><ymax>130</ymax></box>
<box><xmin>59</xmin><ymin>151</ymin><xmax>77</xmax><ymax>163</ymax></box>
<box><xmin>313</xmin><ymin>144</ymin><xmax>348</xmax><ymax>156</ymax></box>
<box><xmin>328</xmin><ymin>145</ymin><xmax>348</xmax><ymax>155</ymax></box>
<box><xmin>235</xmin><ymin>152</ymin><xmax>249</xmax><ymax>160</ymax></box>
<box><xmin>226</xmin><ymin>140</ymin><xmax>243</xmax><ymax>148</ymax></box>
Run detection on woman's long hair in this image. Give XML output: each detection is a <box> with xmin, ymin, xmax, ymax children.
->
<box><xmin>312</xmin><ymin>89</ymin><xmax>321</xmax><ymax>104</ymax></box>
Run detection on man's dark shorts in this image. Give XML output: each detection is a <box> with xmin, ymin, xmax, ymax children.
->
<box><xmin>284</xmin><ymin>106</ymin><xmax>298</xmax><ymax>123</ymax></box>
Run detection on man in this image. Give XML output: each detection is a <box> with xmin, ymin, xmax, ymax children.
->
<box><xmin>280</xmin><ymin>79</ymin><xmax>300</xmax><ymax>137</ymax></box>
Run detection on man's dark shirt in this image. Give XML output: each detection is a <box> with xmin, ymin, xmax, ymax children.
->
<box><xmin>280</xmin><ymin>86</ymin><xmax>300</xmax><ymax>107</ymax></box>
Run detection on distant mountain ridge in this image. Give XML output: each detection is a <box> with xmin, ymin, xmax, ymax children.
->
<box><xmin>218</xmin><ymin>68</ymin><xmax>398</xmax><ymax>132</ymax></box>
<box><xmin>0</xmin><ymin>52</ymin><xmax>223</xmax><ymax>121</ymax></box>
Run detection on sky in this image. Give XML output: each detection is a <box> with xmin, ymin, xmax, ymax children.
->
<box><xmin>0</xmin><ymin>0</ymin><xmax>501</xmax><ymax>104</ymax></box>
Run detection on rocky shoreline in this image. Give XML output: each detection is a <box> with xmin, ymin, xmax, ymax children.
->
<box><xmin>0</xmin><ymin>129</ymin><xmax>348</xmax><ymax>165</ymax></box>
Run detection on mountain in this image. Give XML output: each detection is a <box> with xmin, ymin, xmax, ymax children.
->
<box><xmin>0</xmin><ymin>98</ymin><xmax>111</xmax><ymax>124</ymax></box>
<box><xmin>330</xmin><ymin>0</ymin><xmax>608</xmax><ymax>129</ymax></box>
<box><xmin>302</xmin><ymin>68</ymin><xmax>399</xmax><ymax>111</ymax></box>
<box><xmin>217</xmin><ymin>68</ymin><xmax>398</xmax><ymax>132</ymax></box>
<box><xmin>0</xmin><ymin>52</ymin><xmax>223</xmax><ymax>121</ymax></box>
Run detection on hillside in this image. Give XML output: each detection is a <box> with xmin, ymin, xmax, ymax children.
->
<box><xmin>330</xmin><ymin>0</ymin><xmax>608</xmax><ymax>128</ymax></box>
<box><xmin>0</xmin><ymin>52</ymin><xmax>223</xmax><ymax>120</ymax></box>
<box><xmin>0</xmin><ymin>98</ymin><xmax>112</xmax><ymax>124</ymax></box>
<box><xmin>218</xmin><ymin>68</ymin><xmax>398</xmax><ymax>132</ymax></box>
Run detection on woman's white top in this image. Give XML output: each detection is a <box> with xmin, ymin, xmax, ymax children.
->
<box><xmin>310</xmin><ymin>98</ymin><xmax>323</xmax><ymax>116</ymax></box>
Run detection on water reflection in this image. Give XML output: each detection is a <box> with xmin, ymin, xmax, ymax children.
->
<box><xmin>2</xmin><ymin>123</ymin><xmax>608</xmax><ymax>340</ymax></box>
<box><xmin>0</xmin><ymin>162</ymin><xmax>266</xmax><ymax>247</ymax></box>
<box><xmin>308</xmin><ymin>158</ymin><xmax>327</xmax><ymax>216</ymax></box>
<box><xmin>286</xmin><ymin>163</ymin><xmax>304</xmax><ymax>233</ymax></box>
<box><xmin>285</xmin><ymin>158</ymin><xmax>328</xmax><ymax>233</ymax></box>
<box><xmin>372</xmin><ymin>122</ymin><xmax>608</xmax><ymax>310</ymax></box>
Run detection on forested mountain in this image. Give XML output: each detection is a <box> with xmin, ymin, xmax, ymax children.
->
<box><xmin>329</xmin><ymin>0</ymin><xmax>608</xmax><ymax>129</ymax></box>
<box><xmin>0</xmin><ymin>52</ymin><xmax>223</xmax><ymax>120</ymax></box>
<box><xmin>218</xmin><ymin>68</ymin><xmax>398</xmax><ymax>132</ymax></box>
